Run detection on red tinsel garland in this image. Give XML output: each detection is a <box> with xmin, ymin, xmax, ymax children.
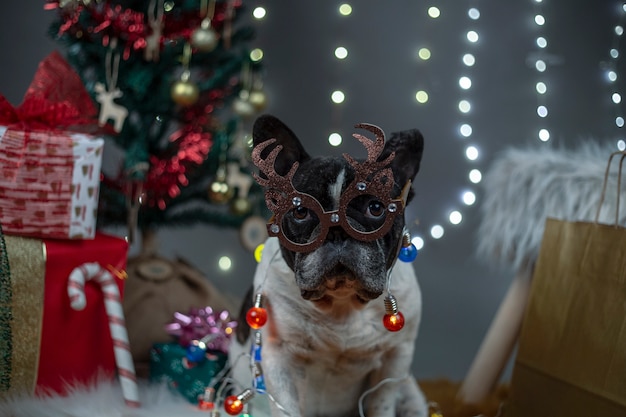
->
<box><xmin>45</xmin><ymin>0</ymin><xmax>243</xmax><ymax>58</ymax></box>
<box><xmin>142</xmin><ymin>84</ymin><xmax>232</xmax><ymax>209</ymax></box>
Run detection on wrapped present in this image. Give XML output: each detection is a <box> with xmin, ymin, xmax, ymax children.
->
<box><xmin>0</xmin><ymin>231</ymin><xmax>131</xmax><ymax>399</ymax></box>
<box><xmin>150</xmin><ymin>342</ymin><xmax>227</xmax><ymax>405</ymax></box>
<box><xmin>0</xmin><ymin>51</ymin><xmax>104</xmax><ymax>240</ymax></box>
<box><xmin>149</xmin><ymin>307</ymin><xmax>236</xmax><ymax>405</ymax></box>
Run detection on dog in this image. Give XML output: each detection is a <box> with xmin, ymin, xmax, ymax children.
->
<box><xmin>229</xmin><ymin>115</ymin><xmax>427</xmax><ymax>417</ymax></box>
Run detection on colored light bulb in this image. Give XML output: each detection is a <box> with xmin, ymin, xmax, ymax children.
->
<box><xmin>254</xmin><ymin>243</ymin><xmax>264</xmax><ymax>263</ymax></box>
<box><xmin>223</xmin><ymin>389</ymin><xmax>254</xmax><ymax>415</ymax></box>
<box><xmin>223</xmin><ymin>396</ymin><xmax>243</xmax><ymax>415</ymax></box>
<box><xmin>246</xmin><ymin>306</ymin><xmax>268</xmax><ymax>329</ymax></box>
<box><xmin>383</xmin><ymin>311</ymin><xmax>405</xmax><ymax>332</ymax></box>
<box><xmin>246</xmin><ymin>294</ymin><xmax>268</xmax><ymax>329</ymax></box>
<box><xmin>197</xmin><ymin>387</ymin><xmax>215</xmax><ymax>410</ymax></box>
<box><xmin>398</xmin><ymin>243</ymin><xmax>418</xmax><ymax>262</ymax></box>
<box><xmin>383</xmin><ymin>294</ymin><xmax>405</xmax><ymax>332</ymax></box>
<box><xmin>197</xmin><ymin>399</ymin><xmax>215</xmax><ymax>410</ymax></box>
<box><xmin>251</xmin><ymin>330</ymin><xmax>263</xmax><ymax>361</ymax></box>
<box><xmin>185</xmin><ymin>341</ymin><xmax>207</xmax><ymax>363</ymax></box>
<box><xmin>255</xmin><ymin>375</ymin><xmax>267</xmax><ymax>392</ymax></box>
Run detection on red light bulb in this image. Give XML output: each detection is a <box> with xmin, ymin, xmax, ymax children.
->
<box><xmin>198</xmin><ymin>399</ymin><xmax>215</xmax><ymax>410</ymax></box>
<box><xmin>224</xmin><ymin>395</ymin><xmax>243</xmax><ymax>415</ymax></box>
<box><xmin>246</xmin><ymin>306</ymin><xmax>268</xmax><ymax>329</ymax></box>
<box><xmin>246</xmin><ymin>293</ymin><xmax>268</xmax><ymax>329</ymax></box>
<box><xmin>197</xmin><ymin>387</ymin><xmax>215</xmax><ymax>410</ymax></box>
<box><xmin>383</xmin><ymin>311</ymin><xmax>405</xmax><ymax>332</ymax></box>
<box><xmin>224</xmin><ymin>389</ymin><xmax>254</xmax><ymax>415</ymax></box>
<box><xmin>383</xmin><ymin>294</ymin><xmax>405</xmax><ymax>332</ymax></box>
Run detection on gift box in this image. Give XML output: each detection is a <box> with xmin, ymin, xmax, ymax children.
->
<box><xmin>149</xmin><ymin>342</ymin><xmax>227</xmax><ymax>405</ymax></box>
<box><xmin>0</xmin><ymin>128</ymin><xmax>104</xmax><ymax>240</ymax></box>
<box><xmin>0</xmin><ymin>231</ymin><xmax>129</xmax><ymax>397</ymax></box>
<box><xmin>0</xmin><ymin>51</ymin><xmax>104</xmax><ymax>240</ymax></box>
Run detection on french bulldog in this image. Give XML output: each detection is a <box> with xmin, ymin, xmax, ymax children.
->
<box><xmin>229</xmin><ymin>114</ymin><xmax>427</xmax><ymax>417</ymax></box>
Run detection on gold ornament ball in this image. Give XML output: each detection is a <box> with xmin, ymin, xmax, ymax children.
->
<box><xmin>232</xmin><ymin>97</ymin><xmax>256</xmax><ymax>118</ymax></box>
<box><xmin>191</xmin><ymin>26</ymin><xmax>219</xmax><ymax>52</ymax></box>
<box><xmin>248</xmin><ymin>90</ymin><xmax>268</xmax><ymax>111</ymax></box>
<box><xmin>208</xmin><ymin>180</ymin><xmax>233</xmax><ymax>203</ymax></box>
<box><xmin>230</xmin><ymin>197</ymin><xmax>252</xmax><ymax>215</ymax></box>
<box><xmin>171</xmin><ymin>79</ymin><xmax>200</xmax><ymax>106</ymax></box>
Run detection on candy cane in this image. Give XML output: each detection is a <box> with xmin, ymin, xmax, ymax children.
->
<box><xmin>68</xmin><ymin>262</ymin><xmax>140</xmax><ymax>408</ymax></box>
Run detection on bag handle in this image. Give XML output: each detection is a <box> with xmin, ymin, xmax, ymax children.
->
<box><xmin>595</xmin><ymin>150</ymin><xmax>626</xmax><ymax>226</ymax></box>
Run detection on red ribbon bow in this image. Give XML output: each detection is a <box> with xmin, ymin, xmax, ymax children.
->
<box><xmin>0</xmin><ymin>51</ymin><xmax>98</xmax><ymax>130</ymax></box>
<box><xmin>0</xmin><ymin>51</ymin><xmax>100</xmax><ymax>181</ymax></box>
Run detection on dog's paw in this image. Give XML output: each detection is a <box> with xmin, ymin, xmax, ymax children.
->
<box><xmin>395</xmin><ymin>380</ymin><xmax>429</xmax><ymax>417</ymax></box>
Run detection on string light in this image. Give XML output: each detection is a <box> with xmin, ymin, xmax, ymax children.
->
<box><xmin>327</xmin><ymin>8</ymin><xmax>353</xmax><ymax>147</ymax></box>
<box><xmin>428</xmin><ymin>6</ymin><xmax>441</xmax><ymax>18</ymax></box>
<box><xmin>606</xmin><ymin>3</ymin><xmax>626</xmax><ymax>151</ymax></box>
<box><xmin>328</xmin><ymin>132</ymin><xmax>342</xmax><ymax>146</ymax></box>
<box><xmin>334</xmin><ymin>46</ymin><xmax>348</xmax><ymax>59</ymax></box>
<box><xmin>218</xmin><ymin>256</ymin><xmax>232</xmax><ymax>271</ymax></box>
<box><xmin>469</xmin><ymin>169</ymin><xmax>482</xmax><ymax>184</ymax></box>
<box><xmin>415</xmin><ymin>90</ymin><xmax>429</xmax><ymax>103</ymax></box>
<box><xmin>406</xmin><ymin>3</ymin><xmax>484</xmax><ymax>250</ymax></box>
<box><xmin>430</xmin><ymin>225</ymin><xmax>444</xmax><ymax>239</ymax></box>
<box><xmin>412</xmin><ymin>236</ymin><xmax>425</xmax><ymax>250</ymax></box>
<box><xmin>338</xmin><ymin>3</ymin><xmax>352</xmax><ymax>16</ymax></box>
<box><xmin>532</xmin><ymin>0</ymin><xmax>551</xmax><ymax>142</ymax></box>
<box><xmin>449</xmin><ymin>210</ymin><xmax>463</xmax><ymax>225</ymax></box>
<box><xmin>252</xmin><ymin>7</ymin><xmax>266</xmax><ymax>20</ymax></box>
<box><xmin>331</xmin><ymin>90</ymin><xmax>346</xmax><ymax>104</ymax></box>
<box><xmin>249</xmin><ymin>48</ymin><xmax>263</xmax><ymax>62</ymax></box>
<box><xmin>462</xmin><ymin>190</ymin><xmax>477</xmax><ymax>205</ymax></box>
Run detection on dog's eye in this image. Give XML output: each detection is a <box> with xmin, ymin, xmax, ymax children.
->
<box><xmin>293</xmin><ymin>206</ymin><xmax>310</xmax><ymax>221</ymax></box>
<box><xmin>366</xmin><ymin>200</ymin><xmax>385</xmax><ymax>218</ymax></box>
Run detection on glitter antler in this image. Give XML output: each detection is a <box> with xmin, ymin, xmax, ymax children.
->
<box><xmin>339</xmin><ymin>123</ymin><xmax>398</xmax><ymax>210</ymax></box>
<box><xmin>251</xmin><ymin>138</ymin><xmax>299</xmax><ymax>212</ymax></box>
<box><xmin>343</xmin><ymin>123</ymin><xmax>395</xmax><ymax>181</ymax></box>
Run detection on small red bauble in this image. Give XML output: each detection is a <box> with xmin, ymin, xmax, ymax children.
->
<box><xmin>383</xmin><ymin>311</ymin><xmax>405</xmax><ymax>332</ymax></box>
<box><xmin>246</xmin><ymin>306</ymin><xmax>268</xmax><ymax>329</ymax></box>
<box><xmin>224</xmin><ymin>395</ymin><xmax>244</xmax><ymax>415</ymax></box>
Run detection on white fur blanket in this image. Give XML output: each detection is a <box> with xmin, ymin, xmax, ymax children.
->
<box><xmin>477</xmin><ymin>142</ymin><xmax>626</xmax><ymax>272</ymax></box>
<box><xmin>0</xmin><ymin>379</ymin><xmax>272</xmax><ymax>417</ymax></box>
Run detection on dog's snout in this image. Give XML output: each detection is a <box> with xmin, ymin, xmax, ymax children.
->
<box><xmin>326</xmin><ymin>263</ymin><xmax>351</xmax><ymax>278</ymax></box>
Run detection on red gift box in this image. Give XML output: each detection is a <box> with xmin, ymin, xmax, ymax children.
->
<box><xmin>0</xmin><ymin>51</ymin><xmax>104</xmax><ymax>240</ymax></box>
<box><xmin>1</xmin><ymin>232</ymin><xmax>128</xmax><ymax>396</ymax></box>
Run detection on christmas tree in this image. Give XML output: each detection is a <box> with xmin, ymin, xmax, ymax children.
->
<box><xmin>45</xmin><ymin>0</ymin><xmax>269</xmax><ymax>243</ymax></box>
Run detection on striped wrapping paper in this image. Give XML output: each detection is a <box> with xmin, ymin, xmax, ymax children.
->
<box><xmin>0</xmin><ymin>126</ymin><xmax>104</xmax><ymax>240</ymax></box>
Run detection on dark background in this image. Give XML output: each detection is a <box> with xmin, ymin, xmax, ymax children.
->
<box><xmin>0</xmin><ymin>1</ymin><xmax>621</xmax><ymax>382</ymax></box>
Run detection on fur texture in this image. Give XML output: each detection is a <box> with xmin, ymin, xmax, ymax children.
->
<box><xmin>477</xmin><ymin>142</ymin><xmax>626</xmax><ymax>272</ymax></box>
<box><xmin>0</xmin><ymin>379</ymin><xmax>232</xmax><ymax>417</ymax></box>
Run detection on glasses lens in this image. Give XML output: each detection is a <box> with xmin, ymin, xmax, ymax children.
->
<box><xmin>344</xmin><ymin>194</ymin><xmax>393</xmax><ymax>233</ymax></box>
<box><xmin>280</xmin><ymin>205</ymin><xmax>321</xmax><ymax>245</ymax></box>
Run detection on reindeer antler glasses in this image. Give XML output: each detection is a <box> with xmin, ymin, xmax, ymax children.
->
<box><xmin>252</xmin><ymin>123</ymin><xmax>410</xmax><ymax>253</ymax></box>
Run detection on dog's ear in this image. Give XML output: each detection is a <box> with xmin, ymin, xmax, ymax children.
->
<box><xmin>379</xmin><ymin>129</ymin><xmax>424</xmax><ymax>201</ymax></box>
<box><xmin>253</xmin><ymin>114</ymin><xmax>311</xmax><ymax>177</ymax></box>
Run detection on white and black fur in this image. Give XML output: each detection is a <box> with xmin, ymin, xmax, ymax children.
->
<box><xmin>230</xmin><ymin>115</ymin><xmax>427</xmax><ymax>417</ymax></box>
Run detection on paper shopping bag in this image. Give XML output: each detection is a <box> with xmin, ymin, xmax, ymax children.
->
<box><xmin>505</xmin><ymin>152</ymin><xmax>626</xmax><ymax>417</ymax></box>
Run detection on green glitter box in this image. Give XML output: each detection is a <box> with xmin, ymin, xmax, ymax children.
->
<box><xmin>149</xmin><ymin>342</ymin><xmax>227</xmax><ymax>404</ymax></box>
